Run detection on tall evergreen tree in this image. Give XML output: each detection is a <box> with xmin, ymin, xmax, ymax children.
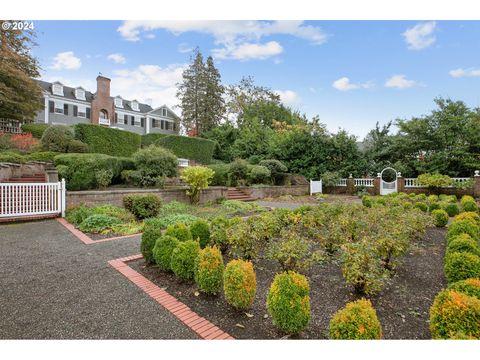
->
<box><xmin>0</xmin><ymin>21</ymin><xmax>43</xmax><ymax>122</ymax></box>
<box><xmin>176</xmin><ymin>48</ymin><xmax>206</xmax><ymax>134</ymax></box>
<box><xmin>201</xmin><ymin>56</ymin><xmax>225</xmax><ymax>132</ymax></box>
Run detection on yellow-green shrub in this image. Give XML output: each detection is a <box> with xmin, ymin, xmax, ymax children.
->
<box><xmin>194</xmin><ymin>246</ymin><xmax>224</xmax><ymax>295</ymax></box>
<box><xmin>153</xmin><ymin>235</ymin><xmax>179</xmax><ymax>271</ymax></box>
<box><xmin>223</xmin><ymin>259</ymin><xmax>256</xmax><ymax>310</ymax></box>
<box><xmin>462</xmin><ymin>201</ymin><xmax>478</xmax><ymax>213</ymax></box>
<box><xmin>141</xmin><ymin>219</ymin><xmax>163</xmax><ymax>264</ymax></box>
<box><xmin>443</xmin><ymin>203</ymin><xmax>460</xmax><ymax>217</ymax></box>
<box><xmin>429</xmin><ymin>289</ymin><xmax>480</xmax><ymax>339</ymax></box>
<box><xmin>165</xmin><ymin>223</ymin><xmax>193</xmax><ymax>242</ymax></box>
<box><xmin>444</xmin><ymin>252</ymin><xmax>480</xmax><ymax>283</ymax></box>
<box><xmin>454</xmin><ymin>212</ymin><xmax>480</xmax><ymax>224</ymax></box>
<box><xmin>170</xmin><ymin>240</ymin><xmax>200</xmax><ymax>281</ymax></box>
<box><xmin>448</xmin><ymin>278</ymin><xmax>480</xmax><ymax>299</ymax></box>
<box><xmin>329</xmin><ymin>299</ymin><xmax>382</xmax><ymax>340</ymax></box>
<box><xmin>190</xmin><ymin>219</ymin><xmax>211</xmax><ymax>248</ymax></box>
<box><xmin>447</xmin><ymin>235</ymin><xmax>480</xmax><ymax>257</ymax></box>
<box><xmin>461</xmin><ymin>195</ymin><xmax>475</xmax><ymax>206</ymax></box>
<box><xmin>266</xmin><ymin>271</ymin><xmax>310</xmax><ymax>334</ymax></box>
<box><xmin>447</xmin><ymin>220</ymin><xmax>480</xmax><ymax>243</ymax></box>
<box><xmin>432</xmin><ymin>209</ymin><xmax>448</xmax><ymax>227</ymax></box>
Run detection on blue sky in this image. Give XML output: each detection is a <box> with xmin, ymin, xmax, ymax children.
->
<box><xmin>33</xmin><ymin>20</ymin><xmax>480</xmax><ymax>139</ymax></box>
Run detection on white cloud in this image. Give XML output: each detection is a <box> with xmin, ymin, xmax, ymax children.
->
<box><xmin>402</xmin><ymin>22</ymin><xmax>437</xmax><ymax>50</ymax></box>
<box><xmin>107</xmin><ymin>53</ymin><xmax>126</xmax><ymax>64</ymax></box>
<box><xmin>449</xmin><ymin>67</ymin><xmax>480</xmax><ymax>78</ymax></box>
<box><xmin>118</xmin><ymin>20</ymin><xmax>327</xmax><ymax>61</ymax></box>
<box><xmin>332</xmin><ymin>77</ymin><xmax>373</xmax><ymax>91</ymax></box>
<box><xmin>274</xmin><ymin>90</ymin><xmax>301</xmax><ymax>106</ymax></box>
<box><xmin>110</xmin><ymin>64</ymin><xmax>186</xmax><ymax>109</ymax></box>
<box><xmin>212</xmin><ymin>41</ymin><xmax>283</xmax><ymax>60</ymax></box>
<box><xmin>50</xmin><ymin>51</ymin><xmax>81</xmax><ymax>70</ymax></box>
<box><xmin>384</xmin><ymin>74</ymin><xmax>417</xmax><ymax>89</ymax></box>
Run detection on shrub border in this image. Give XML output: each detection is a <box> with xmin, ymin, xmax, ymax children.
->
<box><xmin>56</xmin><ymin>218</ymin><xmax>142</xmax><ymax>245</ymax></box>
<box><xmin>108</xmin><ymin>254</ymin><xmax>234</xmax><ymax>340</ymax></box>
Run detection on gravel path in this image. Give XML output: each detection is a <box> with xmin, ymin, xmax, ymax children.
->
<box><xmin>0</xmin><ymin>220</ymin><xmax>198</xmax><ymax>339</ymax></box>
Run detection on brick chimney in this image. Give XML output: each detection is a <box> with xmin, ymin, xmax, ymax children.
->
<box><xmin>91</xmin><ymin>75</ymin><xmax>114</xmax><ymax>125</ymax></box>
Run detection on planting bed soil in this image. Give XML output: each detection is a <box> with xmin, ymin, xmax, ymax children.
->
<box><xmin>129</xmin><ymin>227</ymin><xmax>447</xmax><ymax>339</ymax></box>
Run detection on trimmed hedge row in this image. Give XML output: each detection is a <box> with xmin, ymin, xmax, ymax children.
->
<box><xmin>156</xmin><ymin>134</ymin><xmax>215</xmax><ymax>164</ymax></box>
<box><xmin>141</xmin><ymin>133</ymin><xmax>168</xmax><ymax>147</ymax></box>
<box><xmin>74</xmin><ymin>123</ymin><xmax>141</xmax><ymax>157</ymax></box>
<box><xmin>0</xmin><ymin>151</ymin><xmax>59</xmax><ymax>163</ymax></box>
<box><xmin>21</xmin><ymin>123</ymin><xmax>50</xmax><ymax>139</ymax></box>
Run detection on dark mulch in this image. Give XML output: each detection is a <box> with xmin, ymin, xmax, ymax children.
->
<box><xmin>129</xmin><ymin>227</ymin><xmax>447</xmax><ymax>339</ymax></box>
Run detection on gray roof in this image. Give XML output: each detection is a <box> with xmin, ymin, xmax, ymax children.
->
<box><xmin>36</xmin><ymin>79</ymin><xmax>153</xmax><ymax>113</ymax></box>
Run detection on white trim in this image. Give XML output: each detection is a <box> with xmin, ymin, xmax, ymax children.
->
<box><xmin>146</xmin><ymin>115</ymin><xmax>150</xmax><ymax>134</ymax></box>
<box><xmin>52</xmin><ymin>83</ymin><xmax>64</xmax><ymax>96</ymax></box>
<box><xmin>75</xmin><ymin>88</ymin><xmax>86</xmax><ymax>100</ymax></box>
<box><xmin>44</xmin><ymin>96</ymin><xmax>49</xmax><ymax>124</ymax></box>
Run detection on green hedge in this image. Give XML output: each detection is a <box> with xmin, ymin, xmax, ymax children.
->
<box><xmin>21</xmin><ymin>123</ymin><xmax>49</xmax><ymax>139</ymax></box>
<box><xmin>74</xmin><ymin>124</ymin><xmax>141</xmax><ymax>157</ymax></box>
<box><xmin>141</xmin><ymin>133</ymin><xmax>168</xmax><ymax>147</ymax></box>
<box><xmin>0</xmin><ymin>151</ymin><xmax>60</xmax><ymax>163</ymax></box>
<box><xmin>54</xmin><ymin>153</ymin><xmax>127</xmax><ymax>190</ymax></box>
<box><xmin>156</xmin><ymin>135</ymin><xmax>215</xmax><ymax>164</ymax></box>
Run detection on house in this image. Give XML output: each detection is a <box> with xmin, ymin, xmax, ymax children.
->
<box><xmin>33</xmin><ymin>75</ymin><xmax>180</xmax><ymax>135</ymax></box>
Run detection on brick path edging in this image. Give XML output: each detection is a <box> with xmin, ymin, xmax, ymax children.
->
<box><xmin>56</xmin><ymin>218</ymin><xmax>141</xmax><ymax>245</ymax></box>
<box><xmin>109</xmin><ymin>254</ymin><xmax>234</xmax><ymax>340</ymax></box>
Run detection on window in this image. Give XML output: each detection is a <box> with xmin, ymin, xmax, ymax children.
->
<box><xmin>99</xmin><ymin>110</ymin><xmax>109</xmax><ymax>125</ymax></box>
<box><xmin>130</xmin><ymin>116</ymin><xmax>135</xmax><ymax>126</ymax></box>
<box><xmin>63</xmin><ymin>104</ymin><xmax>69</xmax><ymax>116</ymax></box>
<box><xmin>115</xmin><ymin>113</ymin><xmax>118</xmax><ymax>123</ymax></box>
<box><xmin>152</xmin><ymin>118</ymin><xmax>160</xmax><ymax>128</ymax></box>
<box><xmin>73</xmin><ymin>105</ymin><xmax>78</xmax><ymax>117</ymax></box>
<box><xmin>140</xmin><ymin>117</ymin><xmax>145</xmax><ymax>127</ymax></box>
<box><xmin>77</xmin><ymin>105</ymin><xmax>86</xmax><ymax>118</ymax></box>
<box><xmin>161</xmin><ymin>120</ymin><xmax>164</xmax><ymax>130</ymax></box>
<box><xmin>54</xmin><ymin>101</ymin><xmax>64</xmax><ymax>114</ymax></box>
<box><xmin>86</xmin><ymin>107</ymin><xmax>91</xmax><ymax>119</ymax></box>
<box><xmin>52</xmin><ymin>83</ymin><xmax>64</xmax><ymax>96</ymax></box>
<box><xmin>124</xmin><ymin>114</ymin><xmax>128</xmax><ymax>125</ymax></box>
<box><xmin>162</xmin><ymin>108</ymin><xmax>167</xmax><ymax>117</ymax></box>
<box><xmin>75</xmin><ymin>88</ymin><xmax>85</xmax><ymax>100</ymax></box>
<box><xmin>49</xmin><ymin>101</ymin><xmax>54</xmax><ymax>113</ymax></box>
<box><xmin>134</xmin><ymin>116</ymin><xmax>141</xmax><ymax>127</ymax></box>
<box><xmin>131</xmin><ymin>101</ymin><xmax>139</xmax><ymax>111</ymax></box>
<box><xmin>115</xmin><ymin>97</ymin><xmax>123</xmax><ymax>108</ymax></box>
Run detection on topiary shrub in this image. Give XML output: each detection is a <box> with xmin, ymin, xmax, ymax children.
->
<box><xmin>427</xmin><ymin>194</ymin><xmax>439</xmax><ymax>203</ymax></box>
<box><xmin>454</xmin><ymin>212</ymin><xmax>480</xmax><ymax>224</ymax></box>
<box><xmin>414</xmin><ymin>202</ymin><xmax>428</xmax><ymax>212</ymax></box>
<box><xmin>444</xmin><ymin>252</ymin><xmax>480</xmax><ymax>283</ymax></box>
<box><xmin>429</xmin><ymin>289</ymin><xmax>480</xmax><ymax>339</ymax></box>
<box><xmin>462</xmin><ymin>201</ymin><xmax>478</xmax><ymax>213</ymax></box>
<box><xmin>95</xmin><ymin>169</ymin><xmax>113</xmax><ymax>189</ymax></box>
<box><xmin>170</xmin><ymin>240</ymin><xmax>200</xmax><ymax>281</ymax></box>
<box><xmin>266</xmin><ymin>271</ymin><xmax>311</xmax><ymax>334</ymax></box>
<box><xmin>123</xmin><ymin>194</ymin><xmax>162</xmax><ymax>220</ymax></box>
<box><xmin>223</xmin><ymin>259</ymin><xmax>256</xmax><ymax>310</ymax></box>
<box><xmin>141</xmin><ymin>218</ymin><xmax>163</xmax><ymax>264</ymax></box>
<box><xmin>78</xmin><ymin>214</ymin><xmax>121</xmax><ymax>233</ymax></box>
<box><xmin>443</xmin><ymin>203</ymin><xmax>460</xmax><ymax>217</ymax></box>
<box><xmin>428</xmin><ymin>202</ymin><xmax>441</xmax><ymax>213</ymax></box>
<box><xmin>258</xmin><ymin>159</ymin><xmax>288</xmax><ymax>185</ymax></box>
<box><xmin>329</xmin><ymin>299</ymin><xmax>382</xmax><ymax>340</ymax></box>
<box><xmin>447</xmin><ymin>220</ymin><xmax>480</xmax><ymax>243</ymax></box>
<box><xmin>153</xmin><ymin>235</ymin><xmax>179</xmax><ymax>271</ymax></box>
<box><xmin>190</xmin><ymin>219</ymin><xmax>211</xmax><ymax>248</ymax></box>
<box><xmin>461</xmin><ymin>195</ymin><xmax>475</xmax><ymax>207</ymax></box>
<box><xmin>67</xmin><ymin>139</ymin><xmax>89</xmax><ymax>153</ymax></box>
<box><xmin>207</xmin><ymin>163</ymin><xmax>230</xmax><ymax>186</ymax></box>
<box><xmin>432</xmin><ymin>209</ymin><xmax>448</xmax><ymax>227</ymax></box>
<box><xmin>448</xmin><ymin>278</ymin><xmax>480</xmax><ymax>300</ymax></box>
<box><xmin>247</xmin><ymin>165</ymin><xmax>271</xmax><ymax>185</ymax></box>
<box><xmin>227</xmin><ymin>159</ymin><xmax>249</xmax><ymax>186</ymax></box>
<box><xmin>41</xmin><ymin>125</ymin><xmax>74</xmax><ymax>152</ymax></box>
<box><xmin>194</xmin><ymin>246</ymin><xmax>224</xmax><ymax>295</ymax></box>
<box><xmin>415</xmin><ymin>193</ymin><xmax>427</xmax><ymax>202</ymax></box>
<box><xmin>132</xmin><ymin>145</ymin><xmax>178</xmax><ymax>186</ymax></box>
<box><xmin>165</xmin><ymin>223</ymin><xmax>193</xmax><ymax>242</ymax></box>
<box><xmin>447</xmin><ymin>235</ymin><xmax>480</xmax><ymax>257</ymax></box>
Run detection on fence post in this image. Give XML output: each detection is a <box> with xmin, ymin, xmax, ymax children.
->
<box><xmin>397</xmin><ymin>172</ymin><xmax>405</xmax><ymax>193</ymax></box>
<box><xmin>61</xmin><ymin>179</ymin><xmax>66</xmax><ymax>217</ymax></box>
<box><xmin>346</xmin><ymin>174</ymin><xmax>355</xmax><ymax>195</ymax></box>
<box><xmin>374</xmin><ymin>173</ymin><xmax>381</xmax><ymax>195</ymax></box>
<box><xmin>474</xmin><ymin>170</ymin><xmax>480</xmax><ymax>198</ymax></box>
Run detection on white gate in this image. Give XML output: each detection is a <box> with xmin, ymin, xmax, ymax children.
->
<box><xmin>0</xmin><ymin>179</ymin><xmax>66</xmax><ymax>220</ymax></box>
<box><xmin>310</xmin><ymin>179</ymin><xmax>322</xmax><ymax>195</ymax></box>
<box><xmin>380</xmin><ymin>167</ymin><xmax>398</xmax><ymax>196</ymax></box>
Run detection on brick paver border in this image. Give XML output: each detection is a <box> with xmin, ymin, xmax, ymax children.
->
<box><xmin>108</xmin><ymin>254</ymin><xmax>234</xmax><ymax>340</ymax></box>
<box><xmin>56</xmin><ymin>218</ymin><xmax>141</xmax><ymax>245</ymax></box>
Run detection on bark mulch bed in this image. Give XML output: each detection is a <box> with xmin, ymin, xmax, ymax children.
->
<box><xmin>129</xmin><ymin>227</ymin><xmax>447</xmax><ymax>339</ymax></box>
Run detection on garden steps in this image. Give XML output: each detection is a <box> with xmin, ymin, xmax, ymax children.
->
<box><xmin>226</xmin><ymin>188</ymin><xmax>255</xmax><ymax>202</ymax></box>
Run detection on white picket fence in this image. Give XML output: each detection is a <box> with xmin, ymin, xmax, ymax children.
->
<box><xmin>405</xmin><ymin>177</ymin><xmax>471</xmax><ymax>188</ymax></box>
<box><xmin>354</xmin><ymin>178</ymin><xmax>375</xmax><ymax>187</ymax></box>
<box><xmin>336</xmin><ymin>179</ymin><xmax>348</xmax><ymax>186</ymax></box>
<box><xmin>310</xmin><ymin>179</ymin><xmax>322</xmax><ymax>195</ymax></box>
<box><xmin>0</xmin><ymin>180</ymin><xmax>66</xmax><ymax>220</ymax></box>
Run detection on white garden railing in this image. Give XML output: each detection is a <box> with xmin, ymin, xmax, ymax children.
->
<box><xmin>405</xmin><ymin>177</ymin><xmax>471</xmax><ymax>188</ymax></box>
<box><xmin>336</xmin><ymin>179</ymin><xmax>348</xmax><ymax>186</ymax></box>
<box><xmin>354</xmin><ymin>178</ymin><xmax>375</xmax><ymax>187</ymax></box>
<box><xmin>0</xmin><ymin>180</ymin><xmax>65</xmax><ymax>219</ymax></box>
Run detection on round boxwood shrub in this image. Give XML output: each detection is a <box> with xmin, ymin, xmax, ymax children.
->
<box><xmin>141</xmin><ymin>219</ymin><xmax>163</xmax><ymax>264</ymax></box>
<box><xmin>415</xmin><ymin>193</ymin><xmax>427</xmax><ymax>202</ymax></box>
<box><xmin>123</xmin><ymin>194</ymin><xmax>162</xmax><ymax>220</ymax></box>
<box><xmin>428</xmin><ymin>202</ymin><xmax>441</xmax><ymax>213</ymax></box>
<box><xmin>414</xmin><ymin>202</ymin><xmax>428</xmax><ymax>212</ymax></box>
<box><xmin>362</xmin><ymin>195</ymin><xmax>372</xmax><ymax>208</ymax></box>
<box><xmin>247</xmin><ymin>165</ymin><xmax>271</xmax><ymax>185</ymax></box>
<box><xmin>194</xmin><ymin>246</ymin><xmax>224</xmax><ymax>295</ymax></box>
<box><xmin>223</xmin><ymin>259</ymin><xmax>256</xmax><ymax>310</ymax></box>
<box><xmin>78</xmin><ymin>214</ymin><xmax>121</xmax><ymax>233</ymax></box>
<box><xmin>447</xmin><ymin>220</ymin><xmax>480</xmax><ymax>243</ymax></box>
<box><xmin>462</xmin><ymin>201</ymin><xmax>478</xmax><ymax>213</ymax></box>
<box><xmin>448</xmin><ymin>278</ymin><xmax>480</xmax><ymax>300</ymax></box>
<box><xmin>153</xmin><ymin>235</ymin><xmax>179</xmax><ymax>271</ymax></box>
<box><xmin>258</xmin><ymin>159</ymin><xmax>288</xmax><ymax>185</ymax></box>
<box><xmin>266</xmin><ymin>271</ymin><xmax>311</xmax><ymax>334</ymax></box>
<box><xmin>447</xmin><ymin>235</ymin><xmax>480</xmax><ymax>257</ymax></box>
<box><xmin>443</xmin><ymin>203</ymin><xmax>460</xmax><ymax>217</ymax></box>
<box><xmin>170</xmin><ymin>240</ymin><xmax>200</xmax><ymax>281</ymax></box>
<box><xmin>41</xmin><ymin>125</ymin><xmax>74</xmax><ymax>152</ymax></box>
<box><xmin>461</xmin><ymin>195</ymin><xmax>475</xmax><ymax>206</ymax></box>
<box><xmin>444</xmin><ymin>252</ymin><xmax>480</xmax><ymax>283</ymax></box>
<box><xmin>455</xmin><ymin>212</ymin><xmax>480</xmax><ymax>224</ymax></box>
<box><xmin>190</xmin><ymin>219</ymin><xmax>211</xmax><ymax>248</ymax></box>
<box><xmin>429</xmin><ymin>289</ymin><xmax>480</xmax><ymax>339</ymax></box>
<box><xmin>432</xmin><ymin>209</ymin><xmax>448</xmax><ymax>227</ymax></box>
<box><xmin>165</xmin><ymin>223</ymin><xmax>193</xmax><ymax>242</ymax></box>
<box><xmin>329</xmin><ymin>299</ymin><xmax>382</xmax><ymax>340</ymax></box>
<box><xmin>67</xmin><ymin>139</ymin><xmax>89</xmax><ymax>153</ymax></box>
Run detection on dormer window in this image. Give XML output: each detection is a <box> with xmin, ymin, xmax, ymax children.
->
<box><xmin>162</xmin><ymin>108</ymin><xmax>167</xmax><ymax>117</ymax></box>
<box><xmin>75</xmin><ymin>87</ymin><xmax>85</xmax><ymax>100</ymax></box>
<box><xmin>115</xmin><ymin>97</ymin><xmax>123</xmax><ymax>108</ymax></box>
<box><xmin>131</xmin><ymin>100</ymin><xmax>139</xmax><ymax>111</ymax></box>
<box><xmin>52</xmin><ymin>83</ymin><xmax>64</xmax><ymax>96</ymax></box>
